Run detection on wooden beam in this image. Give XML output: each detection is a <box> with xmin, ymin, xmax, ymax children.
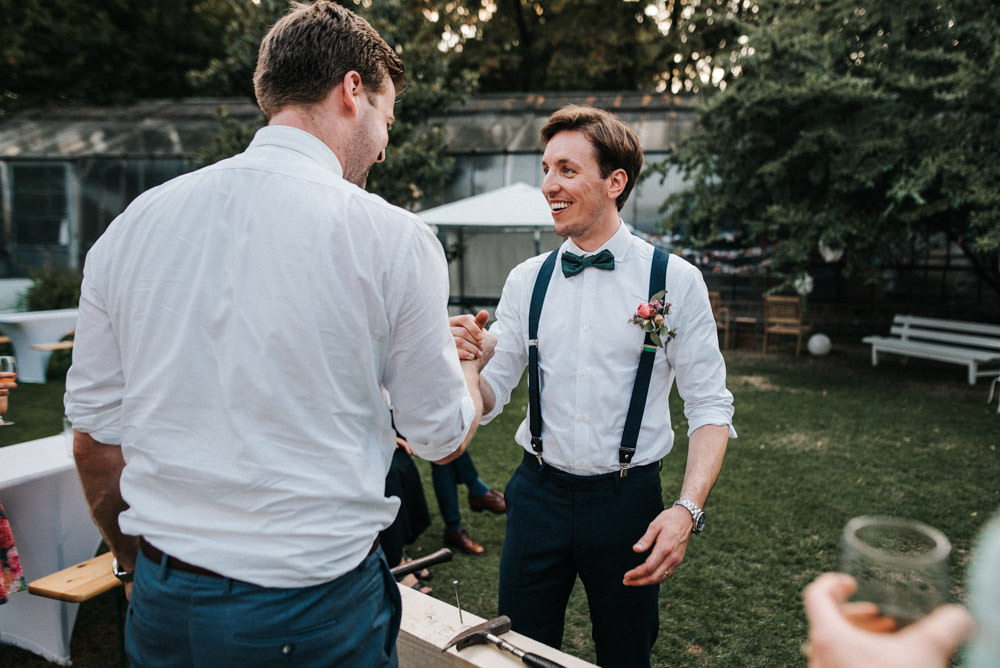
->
<box><xmin>397</xmin><ymin>583</ymin><xmax>596</xmax><ymax>667</ymax></box>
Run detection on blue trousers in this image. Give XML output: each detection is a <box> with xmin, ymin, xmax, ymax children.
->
<box><xmin>498</xmin><ymin>452</ymin><xmax>663</xmax><ymax>668</ymax></box>
<box><xmin>431</xmin><ymin>451</ymin><xmax>489</xmax><ymax>532</ymax></box>
<box><xmin>126</xmin><ymin>546</ymin><xmax>401</xmax><ymax>668</ymax></box>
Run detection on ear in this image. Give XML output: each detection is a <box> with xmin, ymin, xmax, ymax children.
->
<box><xmin>606</xmin><ymin>168</ymin><xmax>627</xmax><ymax>202</ymax></box>
<box><xmin>335</xmin><ymin>70</ymin><xmax>364</xmax><ymax>117</ymax></box>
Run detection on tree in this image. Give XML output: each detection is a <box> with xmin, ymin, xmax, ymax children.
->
<box><xmin>652</xmin><ymin>0</ymin><xmax>1000</xmax><ymax>295</ymax></box>
<box><xmin>0</xmin><ymin>0</ymin><xmax>232</xmax><ymax>118</ymax></box>
<box><xmin>451</xmin><ymin>0</ymin><xmax>756</xmax><ymax>93</ymax></box>
<box><xmin>189</xmin><ymin>0</ymin><xmax>475</xmax><ymax>210</ymax></box>
<box><xmin>349</xmin><ymin>1</ymin><xmax>477</xmax><ymax>206</ymax></box>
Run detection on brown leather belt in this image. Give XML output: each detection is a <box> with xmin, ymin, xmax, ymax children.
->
<box><xmin>139</xmin><ymin>535</ymin><xmax>381</xmax><ymax>579</ymax></box>
<box><xmin>140</xmin><ymin>537</ymin><xmax>224</xmax><ymax>578</ymax></box>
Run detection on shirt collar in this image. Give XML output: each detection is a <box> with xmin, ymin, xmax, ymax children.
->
<box><xmin>562</xmin><ymin>220</ymin><xmax>633</xmax><ymax>261</ymax></box>
<box><xmin>247</xmin><ymin>125</ymin><xmax>345</xmax><ymax>179</ymax></box>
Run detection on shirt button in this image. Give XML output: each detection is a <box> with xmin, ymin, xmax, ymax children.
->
<box><xmin>578</xmin><ymin>415</ymin><xmax>586</xmax><ymax>421</ymax></box>
<box><xmin>578</xmin><ymin>369</ymin><xmax>587</xmax><ymax>377</ymax></box>
<box><xmin>582</xmin><ymin>324</ymin><xmax>591</xmax><ymax>331</ymax></box>
<box><xmin>282</xmin><ymin>644</ymin><xmax>294</xmax><ymax>655</ymax></box>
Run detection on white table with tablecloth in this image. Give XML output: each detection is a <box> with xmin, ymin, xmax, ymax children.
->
<box><xmin>0</xmin><ymin>434</ymin><xmax>102</xmax><ymax>665</ymax></box>
<box><xmin>0</xmin><ymin>309</ymin><xmax>78</xmax><ymax>383</ymax></box>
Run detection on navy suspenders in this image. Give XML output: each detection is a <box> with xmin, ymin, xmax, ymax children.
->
<box><xmin>527</xmin><ymin>245</ymin><xmax>670</xmax><ymax>475</ymax></box>
<box><xmin>527</xmin><ymin>250</ymin><xmax>559</xmax><ymax>465</ymax></box>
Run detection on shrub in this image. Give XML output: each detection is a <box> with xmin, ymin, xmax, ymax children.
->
<box><xmin>19</xmin><ymin>264</ymin><xmax>82</xmax><ymax>311</ymax></box>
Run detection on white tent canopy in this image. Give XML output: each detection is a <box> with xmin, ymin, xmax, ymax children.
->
<box><xmin>418</xmin><ymin>182</ymin><xmax>553</xmax><ymax>229</ymax></box>
<box><xmin>418</xmin><ymin>183</ymin><xmax>563</xmax><ymax>309</ymax></box>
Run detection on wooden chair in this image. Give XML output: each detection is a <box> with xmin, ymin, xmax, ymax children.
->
<box><xmin>762</xmin><ymin>294</ymin><xmax>811</xmax><ymax>356</ymax></box>
<box><xmin>708</xmin><ymin>291</ymin><xmax>731</xmax><ymax>349</ymax></box>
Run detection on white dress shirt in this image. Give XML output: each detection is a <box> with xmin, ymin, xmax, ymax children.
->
<box><xmin>483</xmin><ymin>222</ymin><xmax>735</xmax><ymax>475</ymax></box>
<box><xmin>64</xmin><ymin>125</ymin><xmax>475</xmax><ymax>587</ymax></box>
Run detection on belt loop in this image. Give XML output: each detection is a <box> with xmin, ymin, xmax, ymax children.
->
<box><xmin>155</xmin><ymin>547</ymin><xmax>169</xmax><ymax>581</ymax></box>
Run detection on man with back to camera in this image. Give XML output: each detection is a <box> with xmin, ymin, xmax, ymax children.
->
<box><xmin>64</xmin><ymin>3</ymin><xmax>489</xmax><ymax>666</ymax></box>
<box><xmin>452</xmin><ymin>105</ymin><xmax>735</xmax><ymax>668</ymax></box>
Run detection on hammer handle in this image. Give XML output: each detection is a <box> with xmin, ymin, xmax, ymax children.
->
<box><xmin>520</xmin><ymin>653</ymin><xmax>566</xmax><ymax>668</ymax></box>
<box><xmin>492</xmin><ymin>635</ymin><xmax>567</xmax><ymax>668</ymax></box>
<box><xmin>389</xmin><ymin>547</ymin><xmax>452</xmax><ymax>579</ymax></box>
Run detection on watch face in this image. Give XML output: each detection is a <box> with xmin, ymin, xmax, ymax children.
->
<box><xmin>694</xmin><ymin>513</ymin><xmax>706</xmax><ymax>533</ymax></box>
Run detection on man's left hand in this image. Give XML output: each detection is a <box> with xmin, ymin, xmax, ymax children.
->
<box><xmin>622</xmin><ymin>505</ymin><xmax>692</xmax><ymax>586</ymax></box>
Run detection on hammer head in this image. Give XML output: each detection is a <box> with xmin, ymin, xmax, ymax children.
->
<box><xmin>441</xmin><ymin>615</ymin><xmax>513</xmax><ymax>652</ymax></box>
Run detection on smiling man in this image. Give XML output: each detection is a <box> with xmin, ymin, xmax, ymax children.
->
<box><xmin>451</xmin><ymin>104</ymin><xmax>736</xmax><ymax>668</ymax></box>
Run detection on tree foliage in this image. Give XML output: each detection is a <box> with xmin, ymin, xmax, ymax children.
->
<box><xmin>189</xmin><ymin>0</ymin><xmax>475</xmax><ymax>210</ymax></box>
<box><xmin>652</xmin><ymin>0</ymin><xmax>1000</xmax><ymax>294</ymax></box>
<box><xmin>0</xmin><ymin>0</ymin><xmax>231</xmax><ymax>118</ymax></box>
<box><xmin>445</xmin><ymin>0</ymin><xmax>756</xmax><ymax>93</ymax></box>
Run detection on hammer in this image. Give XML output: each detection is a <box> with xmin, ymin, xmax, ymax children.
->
<box><xmin>389</xmin><ymin>547</ymin><xmax>452</xmax><ymax>580</ymax></box>
<box><xmin>441</xmin><ymin>615</ymin><xmax>567</xmax><ymax>668</ymax></box>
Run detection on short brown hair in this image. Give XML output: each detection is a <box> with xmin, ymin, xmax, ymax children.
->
<box><xmin>254</xmin><ymin>1</ymin><xmax>405</xmax><ymax>118</ymax></box>
<box><xmin>541</xmin><ymin>105</ymin><xmax>643</xmax><ymax>211</ymax></box>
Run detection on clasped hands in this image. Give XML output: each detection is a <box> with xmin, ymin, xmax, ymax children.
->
<box><xmin>450</xmin><ymin>310</ymin><xmax>497</xmax><ymax>369</ymax></box>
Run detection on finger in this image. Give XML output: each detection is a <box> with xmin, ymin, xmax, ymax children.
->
<box><xmin>843</xmin><ymin>605</ymin><xmax>898</xmax><ymax>633</ymax></box>
<box><xmin>803</xmin><ymin>573</ymin><xmax>858</xmax><ymax>628</ymax></box>
<box><xmin>453</xmin><ymin>337</ymin><xmax>481</xmax><ymax>360</ymax></box>
<box><xmin>903</xmin><ymin>605</ymin><xmax>974</xmax><ymax>655</ymax></box>
<box><xmin>632</xmin><ymin>524</ymin><xmax>660</xmax><ymax>554</ymax></box>
<box><xmin>623</xmin><ymin>557</ymin><xmax>672</xmax><ymax>587</ymax></box>
<box><xmin>452</xmin><ymin>313</ymin><xmax>485</xmax><ymax>340</ymax></box>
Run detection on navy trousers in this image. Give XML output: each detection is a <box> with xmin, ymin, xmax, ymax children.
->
<box><xmin>498</xmin><ymin>452</ymin><xmax>663</xmax><ymax>668</ymax></box>
<box><xmin>431</xmin><ymin>450</ymin><xmax>489</xmax><ymax>532</ymax></box>
<box><xmin>126</xmin><ymin>546</ymin><xmax>401</xmax><ymax>667</ymax></box>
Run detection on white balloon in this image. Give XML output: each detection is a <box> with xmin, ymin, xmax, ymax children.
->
<box><xmin>808</xmin><ymin>333</ymin><xmax>831</xmax><ymax>356</ymax></box>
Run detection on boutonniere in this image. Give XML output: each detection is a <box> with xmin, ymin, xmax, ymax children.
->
<box><xmin>629</xmin><ymin>290</ymin><xmax>676</xmax><ymax>349</ymax></box>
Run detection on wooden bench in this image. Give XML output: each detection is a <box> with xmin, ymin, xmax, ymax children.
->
<box><xmin>30</xmin><ymin>330</ymin><xmax>74</xmax><ymax>352</ymax></box>
<box><xmin>30</xmin><ymin>340</ymin><xmax>74</xmax><ymax>351</ymax></box>
<box><xmin>862</xmin><ymin>315</ymin><xmax>1000</xmax><ymax>385</ymax></box>
<box><xmin>28</xmin><ymin>551</ymin><xmax>121</xmax><ymax>602</ymax></box>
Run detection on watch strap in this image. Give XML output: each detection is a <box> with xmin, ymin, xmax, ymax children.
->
<box><xmin>112</xmin><ymin>556</ymin><xmax>134</xmax><ymax>583</ymax></box>
<box><xmin>673</xmin><ymin>498</ymin><xmax>705</xmax><ymax>534</ymax></box>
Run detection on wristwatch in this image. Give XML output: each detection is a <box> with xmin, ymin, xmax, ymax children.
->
<box><xmin>673</xmin><ymin>498</ymin><xmax>705</xmax><ymax>534</ymax></box>
<box><xmin>112</xmin><ymin>557</ymin><xmax>134</xmax><ymax>583</ymax></box>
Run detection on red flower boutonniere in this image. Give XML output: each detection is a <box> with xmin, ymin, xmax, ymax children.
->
<box><xmin>629</xmin><ymin>290</ymin><xmax>676</xmax><ymax>349</ymax></box>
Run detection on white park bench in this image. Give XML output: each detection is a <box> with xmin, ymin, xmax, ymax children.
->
<box><xmin>862</xmin><ymin>314</ymin><xmax>1000</xmax><ymax>385</ymax></box>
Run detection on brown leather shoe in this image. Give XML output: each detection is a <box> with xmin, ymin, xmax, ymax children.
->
<box><xmin>468</xmin><ymin>488</ymin><xmax>506</xmax><ymax>514</ymax></box>
<box><xmin>444</xmin><ymin>528</ymin><xmax>485</xmax><ymax>555</ymax></box>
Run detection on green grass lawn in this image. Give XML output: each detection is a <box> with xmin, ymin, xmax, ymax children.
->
<box><xmin>2</xmin><ymin>343</ymin><xmax>997</xmax><ymax>667</ymax></box>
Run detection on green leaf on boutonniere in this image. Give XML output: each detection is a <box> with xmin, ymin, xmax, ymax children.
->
<box><xmin>650</xmin><ymin>289</ymin><xmax>667</xmax><ymax>302</ymax></box>
<box><xmin>650</xmin><ymin>331</ymin><xmax>663</xmax><ymax>348</ymax></box>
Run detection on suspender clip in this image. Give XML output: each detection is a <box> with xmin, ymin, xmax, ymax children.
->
<box><xmin>530</xmin><ymin>436</ymin><xmax>544</xmax><ymax>465</ymax></box>
<box><xmin>619</xmin><ymin>446</ymin><xmax>635</xmax><ymax>478</ymax></box>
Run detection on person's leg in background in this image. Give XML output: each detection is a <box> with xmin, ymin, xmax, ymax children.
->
<box><xmin>381</xmin><ymin>446</ymin><xmax>432</xmax><ymax>593</ymax></box>
<box><xmin>431</xmin><ymin>451</ymin><xmax>505</xmax><ymax>555</ymax></box>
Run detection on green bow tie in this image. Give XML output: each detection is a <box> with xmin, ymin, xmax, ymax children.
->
<box><xmin>561</xmin><ymin>249</ymin><xmax>615</xmax><ymax>277</ymax></box>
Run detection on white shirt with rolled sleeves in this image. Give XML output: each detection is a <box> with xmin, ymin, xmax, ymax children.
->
<box><xmin>64</xmin><ymin>125</ymin><xmax>475</xmax><ymax>588</ymax></box>
<box><xmin>481</xmin><ymin>222</ymin><xmax>735</xmax><ymax>475</ymax></box>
